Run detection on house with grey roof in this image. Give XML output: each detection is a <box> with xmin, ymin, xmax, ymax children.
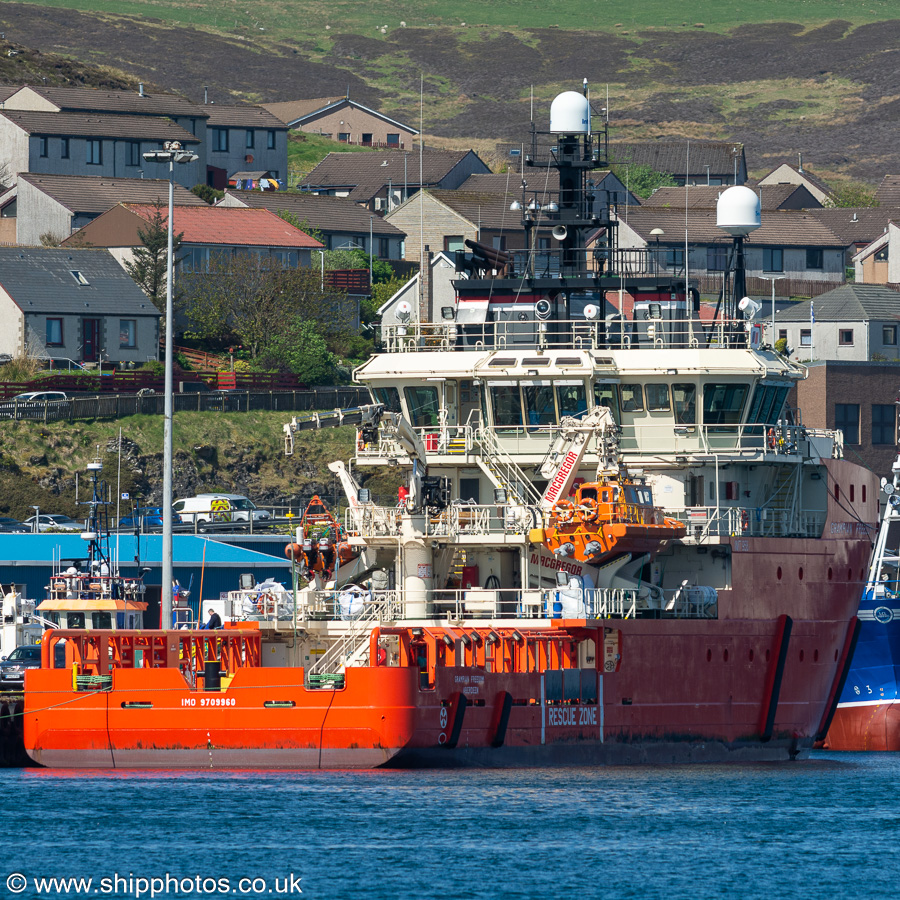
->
<box><xmin>875</xmin><ymin>176</ymin><xmax>900</xmax><ymax>208</ymax></box>
<box><xmin>0</xmin><ymin>247</ymin><xmax>160</xmax><ymax>365</ymax></box>
<box><xmin>615</xmin><ymin>206</ymin><xmax>847</xmax><ymax>297</ymax></box>
<box><xmin>262</xmin><ymin>96</ymin><xmax>418</xmax><ymax>150</ymax></box>
<box><xmin>0</xmin><ymin>109</ymin><xmax>203</xmax><ymax>189</ymax></box>
<box><xmin>774</xmin><ymin>283</ymin><xmax>900</xmax><ymax>362</ymax></box>
<box><xmin>302</xmin><ymin>148</ymin><xmax>490</xmax><ymax>212</ymax></box>
<box><xmin>203</xmin><ymin>105</ymin><xmax>288</xmax><ymax>190</ymax></box>
<box><xmin>217</xmin><ymin>189</ymin><xmax>406</xmax><ymax>258</ymax></box>
<box><xmin>608</xmin><ymin>141</ymin><xmax>747</xmax><ymax>186</ymax></box>
<box><xmin>808</xmin><ymin>207</ymin><xmax>900</xmax><ymax>263</ymax></box>
<box><xmin>0</xmin><ymin>172</ymin><xmax>207</xmax><ymax>247</ymax></box>
<box><xmin>756</xmin><ymin>163</ymin><xmax>833</xmax><ymax>206</ymax></box>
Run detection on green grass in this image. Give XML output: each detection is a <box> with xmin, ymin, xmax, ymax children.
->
<box><xmin>9</xmin><ymin>0</ymin><xmax>898</xmax><ymax>43</ymax></box>
<box><xmin>287</xmin><ymin>133</ymin><xmax>380</xmax><ymax>185</ymax></box>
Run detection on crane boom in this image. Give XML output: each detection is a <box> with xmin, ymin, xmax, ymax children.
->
<box><xmin>538</xmin><ymin>406</ymin><xmax>619</xmax><ymax>510</ymax></box>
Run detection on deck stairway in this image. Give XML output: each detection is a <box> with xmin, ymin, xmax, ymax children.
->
<box><xmin>474</xmin><ymin>427</ymin><xmax>542</xmax><ymax>507</ymax></box>
<box><xmin>761</xmin><ymin>465</ymin><xmax>800</xmax><ymax>535</ymax></box>
<box><xmin>306</xmin><ymin>591</ymin><xmax>394</xmax><ymax>687</ymax></box>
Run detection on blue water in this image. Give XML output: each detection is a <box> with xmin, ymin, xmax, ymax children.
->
<box><xmin>4</xmin><ymin>754</ymin><xmax>900</xmax><ymax>899</ymax></box>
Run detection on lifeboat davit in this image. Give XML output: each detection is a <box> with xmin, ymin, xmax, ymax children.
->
<box><xmin>534</xmin><ymin>478</ymin><xmax>685</xmax><ymax>566</ymax></box>
<box><xmin>285</xmin><ymin>495</ymin><xmax>360</xmax><ymax>578</ymax></box>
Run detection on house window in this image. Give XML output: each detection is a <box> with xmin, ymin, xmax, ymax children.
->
<box><xmin>127</xmin><ymin>141</ymin><xmax>140</xmax><ymax>166</ymax></box>
<box><xmin>387</xmin><ymin>133</ymin><xmax>400</xmax><ymax>146</ymax></box>
<box><xmin>763</xmin><ymin>248</ymin><xmax>783</xmax><ymax>272</ymax></box>
<box><xmin>361</xmin><ymin>133</ymin><xmax>373</xmax><ymax>145</ymax></box>
<box><xmin>246</xmin><ymin>130</ymin><xmax>254</xmax><ymax>149</ymax></box>
<box><xmin>839</xmin><ymin>329</ymin><xmax>854</xmax><ymax>346</ymax></box>
<box><xmin>538</xmin><ymin>237</ymin><xmax>551</xmax><ymax>250</ymax></box>
<box><xmin>86</xmin><ymin>139</ymin><xmax>103</xmax><ymax>165</ymax></box>
<box><xmin>119</xmin><ymin>319</ymin><xmax>136</xmax><ymax>349</ymax></box>
<box><xmin>379</xmin><ymin>237</ymin><xmax>390</xmax><ymax>258</ymax></box>
<box><xmin>39</xmin><ymin>136</ymin><xmax>48</xmax><ymax>157</ymax></box>
<box><xmin>60</xmin><ymin>138</ymin><xmax>69</xmax><ymax>159</ymax></box>
<box><xmin>665</xmin><ymin>248</ymin><xmax>684</xmax><ymax>268</ymax></box>
<box><xmin>337</xmin><ymin>133</ymin><xmax>350</xmax><ymax>142</ymax></box>
<box><xmin>806</xmin><ymin>248</ymin><xmax>823</xmax><ymax>269</ymax></box>
<box><xmin>46</xmin><ymin>318</ymin><xmax>63</xmax><ymax>347</ymax></box>
<box><xmin>778</xmin><ymin>329</ymin><xmax>787</xmax><ymax>342</ymax></box>
<box><xmin>872</xmin><ymin>404</ymin><xmax>896</xmax><ymax>445</ymax></box>
<box><xmin>800</xmin><ymin>329</ymin><xmax>811</xmax><ymax>347</ymax></box>
<box><xmin>883</xmin><ymin>325</ymin><xmax>897</xmax><ymax>346</ymax></box>
<box><xmin>835</xmin><ymin>403</ymin><xmax>860</xmax><ymax>445</ymax></box>
<box><xmin>212</xmin><ymin>128</ymin><xmax>228</xmax><ymax>152</ymax></box>
<box><xmin>492</xmin><ymin>236</ymin><xmax>507</xmax><ymax>251</ymax></box>
<box><xmin>875</xmin><ymin>247</ymin><xmax>889</xmax><ymax>262</ymax></box>
<box><xmin>70</xmin><ymin>270</ymin><xmax>90</xmax><ymax>286</ymax></box>
<box><xmin>706</xmin><ymin>246</ymin><xmax>728</xmax><ymax>271</ymax></box>
<box><xmin>444</xmin><ymin>235</ymin><xmax>465</xmax><ymax>253</ymax></box>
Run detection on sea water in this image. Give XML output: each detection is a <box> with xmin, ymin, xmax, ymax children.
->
<box><xmin>4</xmin><ymin>753</ymin><xmax>898</xmax><ymax>899</ymax></box>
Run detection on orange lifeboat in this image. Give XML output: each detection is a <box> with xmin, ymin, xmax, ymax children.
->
<box><xmin>537</xmin><ymin>478</ymin><xmax>685</xmax><ymax>566</ymax></box>
<box><xmin>285</xmin><ymin>495</ymin><xmax>360</xmax><ymax>579</ymax></box>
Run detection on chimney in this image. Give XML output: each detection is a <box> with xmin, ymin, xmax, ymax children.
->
<box><xmin>204</xmin><ymin>86</ymin><xmax>208</xmax><ymax>105</ymax></box>
<box><xmin>138</xmin><ymin>82</ymin><xmax>144</xmax><ymax>97</ymax></box>
<box><xmin>419</xmin><ymin>244</ymin><xmax>433</xmax><ymax>323</ymax></box>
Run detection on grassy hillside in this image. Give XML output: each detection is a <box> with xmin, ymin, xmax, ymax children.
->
<box><xmin>288</xmin><ymin>132</ymin><xmax>379</xmax><ymax>183</ymax></box>
<box><xmin>0</xmin><ymin>412</ymin><xmax>401</xmax><ymax>522</ymax></box>
<box><xmin>6</xmin><ymin>0</ymin><xmax>896</xmax><ymax>39</ymax></box>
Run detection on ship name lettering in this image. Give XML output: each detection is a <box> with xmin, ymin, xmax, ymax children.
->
<box><xmin>831</xmin><ymin>522</ymin><xmax>852</xmax><ymax>534</ymax></box>
<box><xmin>530</xmin><ymin>553</ymin><xmax>583</xmax><ymax>576</ymax></box>
<box><xmin>546</xmin><ymin>452</ymin><xmax>579</xmax><ymax>502</ymax></box>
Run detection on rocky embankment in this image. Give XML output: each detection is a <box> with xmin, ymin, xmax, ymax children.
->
<box><xmin>0</xmin><ymin>412</ymin><xmax>400</xmax><ymax>520</ymax></box>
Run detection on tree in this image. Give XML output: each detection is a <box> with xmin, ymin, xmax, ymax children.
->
<box><xmin>258</xmin><ymin>319</ymin><xmax>337</xmax><ymax>384</ymax></box>
<box><xmin>191</xmin><ymin>184</ymin><xmax>224</xmax><ymax>205</ymax></box>
<box><xmin>610</xmin><ymin>163</ymin><xmax>678</xmax><ymax>199</ymax></box>
<box><xmin>325</xmin><ymin>248</ymin><xmax>395</xmax><ymax>283</ymax></box>
<box><xmin>825</xmin><ymin>182</ymin><xmax>879</xmax><ymax>208</ymax></box>
<box><xmin>182</xmin><ymin>254</ymin><xmax>353</xmax><ymax>360</ymax></box>
<box><xmin>123</xmin><ymin>200</ymin><xmax>184</xmax><ymax>316</ymax></box>
<box><xmin>366</xmin><ymin>274</ymin><xmax>411</xmax><ymax>323</ymax></box>
<box><xmin>276</xmin><ymin>208</ymin><xmax>325</xmax><ymax>245</ymax></box>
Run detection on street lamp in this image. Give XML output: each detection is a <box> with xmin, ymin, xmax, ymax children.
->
<box><xmin>142</xmin><ymin>140</ymin><xmax>199</xmax><ymax>629</ymax></box>
<box><xmin>760</xmin><ymin>274</ymin><xmax>786</xmax><ymax>348</ymax></box>
<box><xmin>650</xmin><ymin>228</ymin><xmax>664</xmax><ymax>275</ymax></box>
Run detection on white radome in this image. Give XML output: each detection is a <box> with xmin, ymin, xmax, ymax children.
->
<box><xmin>550</xmin><ymin>91</ymin><xmax>590</xmax><ymax>134</ymax></box>
<box><xmin>716</xmin><ymin>185</ymin><xmax>761</xmax><ymax>236</ymax></box>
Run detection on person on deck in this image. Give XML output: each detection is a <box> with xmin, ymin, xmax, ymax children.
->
<box><xmin>201</xmin><ymin>606</ymin><xmax>222</xmax><ymax>630</ymax></box>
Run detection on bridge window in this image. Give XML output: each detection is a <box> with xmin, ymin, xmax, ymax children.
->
<box><xmin>619</xmin><ymin>384</ymin><xmax>644</xmax><ymax>412</ymax></box>
<box><xmin>703</xmin><ymin>383</ymin><xmax>749</xmax><ymax>425</ymax></box>
<box><xmin>371</xmin><ymin>386</ymin><xmax>402</xmax><ymax>413</ymax></box>
<box><xmin>645</xmin><ymin>383</ymin><xmax>670</xmax><ymax>412</ymax></box>
<box><xmin>673</xmin><ymin>384</ymin><xmax>696</xmax><ymax>425</ymax></box>
<box><xmin>92</xmin><ymin>612</ymin><xmax>112</xmax><ymax>629</ymax></box>
<box><xmin>405</xmin><ymin>386</ymin><xmax>440</xmax><ymax>428</ymax></box>
<box><xmin>557</xmin><ymin>382</ymin><xmax>587</xmax><ymax>418</ymax></box>
<box><xmin>524</xmin><ymin>384</ymin><xmax>555</xmax><ymax>429</ymax></box>
<box><xmin>747</xmin><ymin>384</ymin><xmax>789</xmax><ymax>425</ymax></box>
<box><xmin>490</xmin><ymin>384</ymin><xmax>523</xmax><ymax>428</ymax></box>
<box><xmin>593</xmin><ymin>383</ymin><xmax>620</xmax><ymax>421</ymax></box>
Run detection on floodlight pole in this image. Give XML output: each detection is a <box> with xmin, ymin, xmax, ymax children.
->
<box><xmin>761</xmin><ymin>274</ymin><xmax>786</xmax><ymax>347</ymax></box>
<box><xmin>142</xmin><ymin>141</ymin><xmax>198</xmax><ymax>628</ymax></box>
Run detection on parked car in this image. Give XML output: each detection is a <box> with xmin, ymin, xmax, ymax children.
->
<box><xmin>119</xmin><ymin>506</ymin><xmax>180</xmax><ymax>531</ymax></box>
<box><xmin>173</xmin><ymin>494</ymin><xmax>271</xmax><ymax>529</ymax></box>
<box><xmin>0</xmin><ymin>643</ymin><xmax>65</xmax><ymax>689</ymax></box>
<box><xmin>0</xmin><ymin>390</ymin><xmax>70</xmax><ymax>419</ymax></box>
<box><xmin>0</xmin><ymin>516</ymin><xmax>28</xmax><ymax>533</ymax></box>
<box><xmin>23</xmin><ymin>514</ymin><xmax>83</xmax><ymax>533</ymax></box>
<box><xmin>12</xmin><ymin>391</ymin><xmax>69</xmax><ymax>402</ymax></box>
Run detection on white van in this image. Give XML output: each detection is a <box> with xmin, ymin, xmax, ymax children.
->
<box><xmin>173</xmin><ymin>494</ymin><xmax>271</xmax><ymax>527</ymax></box>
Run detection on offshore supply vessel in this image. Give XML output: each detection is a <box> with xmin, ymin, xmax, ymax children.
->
<box><xmin>23</xmin><ymin>87</ymin><xmax>878</xmax><ymax>768</ymax></box>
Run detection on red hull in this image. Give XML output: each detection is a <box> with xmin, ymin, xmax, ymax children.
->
<box><xmin>824</xmin><ymin>704</ymin><xmax>900</xmax><ymax>751</ymax></box>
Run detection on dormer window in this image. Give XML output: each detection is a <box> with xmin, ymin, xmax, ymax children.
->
<box><xmin>70</xmin><ymin>270</ymin><xmax>90</xmax><ymax>286</ymax></box>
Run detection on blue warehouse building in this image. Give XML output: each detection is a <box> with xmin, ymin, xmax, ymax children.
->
<box><xmin>0</xmin><ymin>534</ymin><xmax>292</xmax><ymax>628</ymax></box>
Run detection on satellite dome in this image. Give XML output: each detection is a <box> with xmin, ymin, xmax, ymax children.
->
<box><xmin>550</xmin><ymin>91</ymin><xmax>590</xmax><ymax>134</ymax></box>
<box><xmin>716</xmin><ymin>186</ymin><xmax>761</xmax><ymax>236</ymax></box>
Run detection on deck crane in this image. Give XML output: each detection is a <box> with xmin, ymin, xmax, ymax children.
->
<box><xmin>537</xmin><ymin>405</ymin><xmax>620</xmax><ymax>511</ymax></box>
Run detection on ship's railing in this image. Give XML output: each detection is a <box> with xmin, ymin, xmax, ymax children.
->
<box><xmin>345</xmin><ymin>503</ymin><xmax>531</xmax><ymax>539</ymax></box>
<box><xmin>676</xmin><ymin>505</ymin><xmax>827</xmax><ymax>540</ymax></box>
<box><xmin>297</xmin><ymin>585</ymin><xmax>716</xmax><ymax>624</ymax></box>
<box><xmin>355</xmin><ymin>420</ymin><xmax>821</xmax><ymax>462</ymax></box>
<box><xmin>377</xmin><ymin>317</ymin><xmax>758</xmax><ymax>354</ymax></box>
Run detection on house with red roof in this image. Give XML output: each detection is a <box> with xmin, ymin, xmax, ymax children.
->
<box><xmin>60</xmin><ymin>203</ymin><xmax>323</xmax><ymax>273</ymax></box>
